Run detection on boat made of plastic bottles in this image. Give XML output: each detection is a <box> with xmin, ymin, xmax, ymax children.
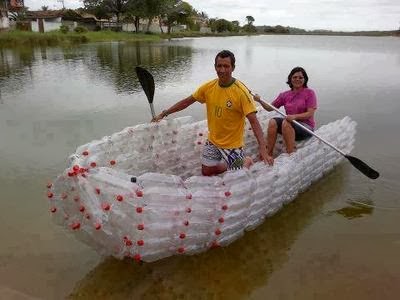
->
<box><xmin>46</xmin><ymin>110</ymin><xmax>356</xmax><ymax>262</ymax></box>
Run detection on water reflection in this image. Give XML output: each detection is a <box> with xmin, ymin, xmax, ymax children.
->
<box><xmin>88</xmin><ymin>41</ymin><xmax>193</xmax><ymax>94</ymax></box>
<box><xmin>0</xmin><ymin>47</ymin><xmax>35</xmax><ymax>95</ymax></box>
<box><xmin>69</xmin><ymin>170</ymin><xmax>346</xmax><ymax>299</ymax></box>
<box><xmin>0</xmin><ymin>42</ymin><xmax>193</xmax><ymax>97</ymax></box>
<box><xmin>331</xmin><ymin>200</ymin><xmax>374</xmax><ymax>219</ymax></box>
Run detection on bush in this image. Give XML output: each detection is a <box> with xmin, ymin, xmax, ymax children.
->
<box><xmin>60</xmin><ymin>25</ymin><xmax>69</xmax><ymax>34</ymax></box>
<box><xmin>74</xmin><ymin>26</ymin><xmax>88</xmax><ymax>33</ymax></box>
<box><xmin>16</xmin><ymin>21</ymin><xmax>31</xmax><ymax>31</ymax></box>
<box><xmin>111</xmin><ymin>26</ymin><xmax>122</xmax><ymax>32</ymax></box>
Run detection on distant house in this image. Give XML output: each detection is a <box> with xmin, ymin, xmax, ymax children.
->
<box><xmin>192</xmin><ymin>15</ymin><xmax>211</xmax><ymax>33</ymax></box>
<box><xmin>0</xmin><ymin>7</ymin><xmax>9</xmax><ymax>31</ymax></box>
<box><xmin>25</xmin><ymin>9</ymin><xmax>107</xmax><ymax>33</ymax></box>
<box><xmin>26</xmin><ymin>10</ymin><xmax>63</xmax><ymax>32</ymax></box>
<box><xmin>76</xmin><ymin>12</ymin><xmax>108</xmax><ymax>30</ymax></box>
<box><xmin>62</xmin><ymin>9</ymin><xmax>109</xmax><ymax>31</ymax></box>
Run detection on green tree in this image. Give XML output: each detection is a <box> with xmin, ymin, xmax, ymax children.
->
<box><xmin>141</xmin><ymin>0</ymin><xmax>169</xmax><ymax>32</ymax></box>
<box><xmin>274</xmin><ymin>25</ymin><xmax>289</xmax><ymax>33</ymax></box>
<box><xmin>163</xmin><ymin>1</ymin><xmax>194</xmax><ymax>33</ymax></box>
<box><xmin>242</xmin><ymin>24</ymin><xmax>257</xmax><ymax>33</ymax></box>
<box><xmin>104</xmin><ymin>0</ymin><xmax>129</xmax><ymax>23</ymax></box>
<box><xmin>124</xmin><ymin>0</ymin><xmax>147</xmax><ymax>32</ymax></box>
<box><xmin>208</xmin><ymin>18</ymin><xmax>216</xmax><ymax>32</ymax></box>
<box><xmin>243</xmin><ymin>16</ymin><xmax>256</xmax><ymax>33</ymax></box>
<box><xmin>246</xmin><ymin>15</ymin><xmax>255</xmax><ymax>26</ymax></box>
<box><xmin>231</xmin><ymin>20</ymin><xmax>240</xmax><ymax>32</ymax></box>
<box><xmin>83</xmin><ymin>0</ymin><xmax>111</xmax><ymax>20</ymax></box>
<box><xmin>159</xmin><ymin>0</ymin><xmax>181</xmax><ymax>33</ymax></box>
<box><xmin>214</xmin><ymin>18</ymin><xmax>232</xmax><ymax>33</ymax></box>
<box><xmin>83</xmin><ymin>0</ymin><xmax>129</xmax><ymax>23</ymax></box>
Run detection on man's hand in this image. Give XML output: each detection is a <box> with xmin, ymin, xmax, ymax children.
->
<box><xmin>151</xmin><ymin>110</ymin><xmax>170</xmax><ymax>122</ymax></box>
<box><xmin>259</xmin><ymin>145</ymin><xmax>274</xmax><ymax>166</ymax></box>
<box><xmin>151</xmin><ymin>113</ymin><xmax>164</xmax><ymax>123</ymax></box>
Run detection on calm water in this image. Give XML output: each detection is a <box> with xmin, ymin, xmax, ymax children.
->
<box><xmin>0</xmin><ymin>35</ymin><xmax>399</xmax><ymax>299</ymax></box>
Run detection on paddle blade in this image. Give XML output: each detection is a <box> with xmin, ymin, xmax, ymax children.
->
<box><xmin>135</xmin><ymin>66</ymin><xmax>155</xmax><ymax>104</ymax></box>
<box><xmin>345</xmin><ymin>155</ymin><xmax>379</xmax><ymax>179</ymax></box>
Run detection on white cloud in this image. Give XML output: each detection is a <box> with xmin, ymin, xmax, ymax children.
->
<box><xmin>23</xmin><ymin>0</ymin><xmax>400</xmax><ymax>31</ymax></box>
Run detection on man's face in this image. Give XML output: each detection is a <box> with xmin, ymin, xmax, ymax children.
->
<box><xmin>215</xmin><ymin>56</ymin><xmax>234</xmax><ymax>84</ymax></box>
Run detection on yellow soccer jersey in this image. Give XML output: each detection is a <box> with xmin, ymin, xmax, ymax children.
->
<box><xmin>192</xmin><ymin>78</ymin><xmax>257</xmax><ymax>148</ymax></box>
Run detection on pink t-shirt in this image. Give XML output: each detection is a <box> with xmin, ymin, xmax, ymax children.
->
<box><xmin>272</xmin><ymin>88</ymin><xmax>317</xmax><ymax>129</ymax></box>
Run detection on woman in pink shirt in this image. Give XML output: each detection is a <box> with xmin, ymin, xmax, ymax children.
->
<box><xmin>254</xmin><ymin>67</ymin><xmax>317</xmax><ymax>155</ymax></box>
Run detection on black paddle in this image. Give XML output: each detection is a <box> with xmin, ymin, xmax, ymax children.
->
<box><xmin>135</xmin><ymin>66</ymin><xmax>155</xmax><ymax>118</ymax></box>
<box><xmin>252</xmin><ymin>94</ymin><xmax>379</xmax><ymax>180</ymax></box>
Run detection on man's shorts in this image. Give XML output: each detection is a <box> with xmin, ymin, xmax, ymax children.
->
<box><xmin>201</xmin><ymin>140</ymin><xmax>245</xmax><ymax>170</ymax></box>
<box><xmin>274</xmin><ymin>117</ymin><xmax>313</xmax><ymax>141</ymax></box>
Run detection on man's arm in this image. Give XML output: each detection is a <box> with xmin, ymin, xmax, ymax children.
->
<box><xmin>246</xmin><ymin>112</ymin><xmax>274</xmax><ymax>165</ymax></box>
<box><xmin>152</xmin><ymin>96</ymin><xmax>197</xmax><ymax>122</ymax></box>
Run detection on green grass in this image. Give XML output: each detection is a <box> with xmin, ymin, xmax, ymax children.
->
<box><xmin>0</xmin><ymin>29</ymin><xmax>260</xmax><ymax>48</ymax></box>
<box><xmin>0</xmin><ymin>30</ymin><xmax>88</xmax><ymax>47</ymax></box>
<box><xmin>0</xmin><ymin>30</ymin><xmax>163</xmax><ymax>48</ymax></box>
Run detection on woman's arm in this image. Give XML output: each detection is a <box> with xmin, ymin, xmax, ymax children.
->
<box><xmin>286</xmin><ymin>107</ymin><xmax>316</xmax><ymax>122</ymax></box>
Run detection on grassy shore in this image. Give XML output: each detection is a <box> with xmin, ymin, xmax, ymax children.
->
<box><xmin>1</xmin><ymin>29</ymin><xmax>397</xmax><ymax>48</ymax></box>
<box><xmin>0</xmin><ymin>30</ymin><xmax>163</xmax><ymax>48</ymax></box>
<box><xmin>0</xmin><ymin>30</ymin><xmax>260</xmax><ymax>48</ymax></box>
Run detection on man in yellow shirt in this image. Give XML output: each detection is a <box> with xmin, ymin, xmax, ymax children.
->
<box><xmin>152</xmin><ymin>50</ymin><xmax>273</xmax><ymax>176</ymax></box>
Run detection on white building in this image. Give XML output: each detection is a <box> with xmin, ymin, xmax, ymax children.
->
<box><xmin>0</xmin><ymin>9</ymin><xmax>9</xmax><ymax>31</ymax></box>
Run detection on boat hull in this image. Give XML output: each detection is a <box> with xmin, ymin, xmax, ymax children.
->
<box><xmin>47</xmin><ymin>110</ymin><xmax>356</xmax><ymax>262</ymax></box>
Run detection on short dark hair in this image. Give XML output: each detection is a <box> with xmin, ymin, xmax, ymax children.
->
<box><xmin>215</xmin><ymin>50</ymin><xmax>235</xmax><ymax>68</ymax></box>
<box><xmin>287</xmin><ymin>67</ymin><xmax>309</xmax><ymax>89</ymax></box>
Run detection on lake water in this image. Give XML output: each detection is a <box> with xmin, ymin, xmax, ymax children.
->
<box><xmin>0</xmin><ymin>35</ymin><xmax>399</xmax><ymax>299</ymax></box>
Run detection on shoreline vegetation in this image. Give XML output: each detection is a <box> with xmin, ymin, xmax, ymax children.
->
<box><xmin>0</xmin><ymin>29</ymin><xmax>399</xmax><ymax>48</ymax></box>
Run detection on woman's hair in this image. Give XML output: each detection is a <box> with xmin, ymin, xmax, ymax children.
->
<box><xmin>215</xmin><ymin>50</ymin><xmax>235</xmax><ymax>68</ymax></box>
<box><xmin>287</xmin><ymin>67</ymin><xmax>308</xmax><ymax>89</ymax></box>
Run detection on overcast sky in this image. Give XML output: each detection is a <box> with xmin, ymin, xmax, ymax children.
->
<box><xmin>24</xmin><ymin>0</ymin><xmax>400</xmax><ymax>31</ymax></box>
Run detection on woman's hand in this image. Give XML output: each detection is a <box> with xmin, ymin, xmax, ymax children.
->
<box><xmin>285</xmin><ymin>115</ymin><xmax>297</xmax><ymax>122</ymax></box>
